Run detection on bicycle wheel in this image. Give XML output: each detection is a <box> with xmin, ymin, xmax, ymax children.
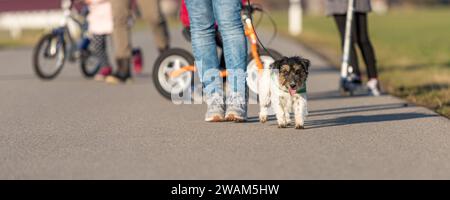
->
<box><xmin>152</xmin><ymin>48</ymin><xmax>195</xmax><ymax>100</ymax></box>
<box><xmin>246</xmin><ymin>48</ymin><xmax>283</xmax><ymax>96</ymax></box>
<box><xmin>33</xmin><ymin>33</ymin><xmax>66</xmax><ymax>80</ymax></box>
<box><xmin>79</xmin><ymin>42</ymin><xmax>101</xmax><ymax>78</ymax></box>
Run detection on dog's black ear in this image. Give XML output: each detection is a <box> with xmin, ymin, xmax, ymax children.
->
<box><xmin>269</xmin><ymin>61</ymin><xmax>279</xmax><ymax>70</ymax></box>
<box><xmin>301</xmin><ymin>58</ymin><xmax>311</xmax><ymax>71</ymax></box>
<box><xmin>270</xmin><ymin>57</ymin><xmax>287</xmax><ymax>70</ymax></box>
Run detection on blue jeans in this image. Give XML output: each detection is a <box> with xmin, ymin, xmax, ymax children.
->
<box><xmin>186</xmin><ymin>0</ymin><xmax>247</xmax><ymax>102</ymax></box>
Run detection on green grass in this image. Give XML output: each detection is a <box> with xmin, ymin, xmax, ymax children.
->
<box><xmin>0</xmin><ymin>29</ymin><xmax>46</xmax><ymax>48</ymax></box>
<box><xmin>266</xmin><ymin>8</ymin><xmax>450</xmax><ymax>118</ymax></box>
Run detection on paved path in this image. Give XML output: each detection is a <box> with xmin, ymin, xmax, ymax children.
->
<box><xmin>0</xmin><ymin>30</ymin><xmax>449</xmax><ymax>179</ymax></box>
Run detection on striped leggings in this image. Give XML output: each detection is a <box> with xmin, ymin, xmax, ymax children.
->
<box><xmin>91</xmin><ymin>34</ymin><xmax>111</xmax><ymax>68</ymax></box>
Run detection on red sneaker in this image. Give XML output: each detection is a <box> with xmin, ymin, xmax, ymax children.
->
<box><xmin>132</xmin><ymin>48</ymin><xmax>143</xmax><ymax>74</ymax></box>
<box><xmin>94</xmin><ymin>66</ymin><xmax>112</xmax><ymax>81</ymax></box>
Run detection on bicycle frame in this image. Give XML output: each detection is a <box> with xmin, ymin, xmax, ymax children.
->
<box><xmin>169</xmin><ymin>4</ymin><xmax>264</xmax><ymax>79</ymax></box>
<box><xmin>49</xmin><ymin>0</ymin><xmax>87</xmax><ymax>62</ymax></box>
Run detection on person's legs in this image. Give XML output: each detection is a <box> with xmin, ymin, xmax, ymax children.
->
<box><xmin>354</xmin><ymin>13</ymin><xmax>380</xmax><ymax>96</ymax></box>
<box><xmin>92</xmin><ymin>34</ymin><xmax>110</xmax><ymax>68</ymax></box>
<box><xmin>213</xmin><ymin>0</ymin><xmax>248</xmax><ymax>121</ymax></box>
<box><xmin>92</xmin><ymin>34</ymin><xmax>113</xmax><ymax>81</ymax></box>
<box><xmin>136</xmin><ymin>0</ymin><xmax>170</xmax><ymax>52</ymax></box>
<box><xmin>333</xmin><ymin>14</ymin><xmax>362</xmax><ymax>79</ymax></box>
<box><xmin>354</xmin><ymin>13</ymin><xmax>378</xmax><ymax>79</ymax></box>
<box><xmin>108</xmin><ymin>0</ymin><xmax>132</xmax><ymax>83</ymax></box>
<box><xmin>186</xmin><ymin>0</ymin><xmax>224</xmax><ymax>122</ymax></box>
<box><xmin>110</xmin><ymin>0</ymin><xmax>131</xmax><ymax>60</ymax></box>
<box><xmin>216</xmin><ymin>31</ymin><xmax>226</xmax><ymax>70</ymax></box>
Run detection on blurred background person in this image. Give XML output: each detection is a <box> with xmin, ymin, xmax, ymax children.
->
<box><xmin>106</xmin><ymin>0</ymin><xmax>170</xmax><ymax>84</ymax></box>
<box><xmin>326</xmin><ymin>0</ymin><xmax>381</xmax><ymax>96</ymax></box>
<box><xmin>84</xmin><ymin>0</ymin><xmax>113</xmax><ymax>81</ymax></box>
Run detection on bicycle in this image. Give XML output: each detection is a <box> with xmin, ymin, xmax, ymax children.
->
<box><xmin>152</xmin><ymin>3</ymin><xmax>282</xmax><ymax>100</ymax></box>
<box><xmin>32</xmin><ymin>0</ymin><xmax>101</xmax><ymax>80</ymax></box>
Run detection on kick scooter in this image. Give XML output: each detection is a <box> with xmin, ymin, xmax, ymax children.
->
<box><xmin>339</xmin><ymin>0</ymin><xmax>359</xmax><ymax>96</ymax></box>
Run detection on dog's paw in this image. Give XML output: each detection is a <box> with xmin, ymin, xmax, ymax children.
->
<box><xmin>259</xmin><ymin>115</ymin><xmax>268</xmax><ymax>123</ymax></box>
<box><xmin>278</xmin><ymin>123</ymin><xmax>288</xmax><ymax>128</ymax></box>
<box><xmin>295</xmin><ymin>124</ymin><xmax>305</xmax><ymax>129</ymax></box>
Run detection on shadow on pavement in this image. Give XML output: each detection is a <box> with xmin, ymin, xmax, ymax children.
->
<box><xmin>247</xmin><ymin>103</ymin><xmax>411</xmax><ymax>122</ymax></box>
<box><xmin>307</xmin><ymin>89</ymin><xmax>391</xmax><ymax>101</ymax></box>
<box><xmin>246</xmin><ymin>112</ymin><xmax>435</xmax><ymax>129</ymax></box>
<box><xmin>305</xmin><ymin>113</ymin><xmax>436</xmax><ymax>129</ymax></box>
<box><xmin>308</xmin><ymin>103</ymin><xmax>411</xmax><ymax>117</ymax></box>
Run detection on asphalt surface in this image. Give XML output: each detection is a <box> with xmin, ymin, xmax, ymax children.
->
<box><xmin>0</xmin><ymin>29</ymin><xmax>449</xmax><ymax>180</ymax></box>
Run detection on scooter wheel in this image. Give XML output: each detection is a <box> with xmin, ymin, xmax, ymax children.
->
<box><xmin>340</xmin><ymin>78</ymin><xmax>355</xmax><ymax>96</ymax></box>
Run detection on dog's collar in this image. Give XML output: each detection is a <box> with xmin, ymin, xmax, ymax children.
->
<box><xmin>271</xmin><ymin>73</ymin><xmax>307</xmax><ymax>95</ymax></box>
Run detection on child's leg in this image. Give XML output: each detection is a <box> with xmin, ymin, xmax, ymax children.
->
<box><xmin>91</xmin><ymin>34</ymin><xmax>111</xmax><ymax>68</ymax></box>
<box><xmin>92</xmin><ymin>34</ymin><xmax>112</xmax><ymax>81</ymax></box>
<box><xmin>355</xmin><ymin>13</ymin><xmax>378</xmax><ymax>79</ymax></box>
<box><xmin>333</xmin><ymin>14</ymin><xmax>361</xmax><ymax>79</ymax></box>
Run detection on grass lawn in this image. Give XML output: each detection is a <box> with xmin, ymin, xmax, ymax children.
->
<box><xmin>0</xmin><ymin>29</ymin><xmax>46</xmax><ymax>48</ymax></box>
<box><xmin>265</xmin><ymin>7</ymin><xmax>450</xmax><ymax>118</ymax></box>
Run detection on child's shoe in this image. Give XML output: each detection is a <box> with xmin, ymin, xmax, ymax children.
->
<box><xmin>94</xmin><ymin>66</ymin><xmax>112</xmax><ymax>81</ymax></box>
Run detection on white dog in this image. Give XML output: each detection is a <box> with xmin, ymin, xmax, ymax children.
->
<box><xmin>258</xmin><ymin>56</ymin><xmax>310</xmax><ymax>129</ymax></box>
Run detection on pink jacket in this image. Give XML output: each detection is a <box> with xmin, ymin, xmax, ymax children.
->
<box><xmin>87</xmin><ymin>0</ymin><xmax>113</xmax><ymax>35</ymax></box>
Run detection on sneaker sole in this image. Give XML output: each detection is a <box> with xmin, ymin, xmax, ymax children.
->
<box><xmin>225</xmin><ymin>114</ymin><xmax>245</xmax><ymax>122</ymax></box>
<box><xmin>94</xmin><ymin>76</ymin><xmax>106</xmax><ymax>81</ymax></box>
<box><xmin>205</xmin><ymin>115</ymin><xmax>224</xmax><ymax>122</ymax></box>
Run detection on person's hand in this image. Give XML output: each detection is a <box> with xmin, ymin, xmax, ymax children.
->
<box><xmin>84</xmin><ymin>0</ymin><xmax>93</xmax><ymax>5</ymax></box>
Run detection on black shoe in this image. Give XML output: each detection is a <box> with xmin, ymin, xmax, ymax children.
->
<box><xmin>106</xmin><ymin>58</ymin><xmax>132</xmax><ymax>84</ymax></box>
<box><xmin>105</xmin><ymin>73</ymin><xmax>132</xmax><ymax>84</ymax></box>
<box><xmin>350</xmin><ymin>75</ymin><xmax>363</xmax><ymax>86</ymax></box>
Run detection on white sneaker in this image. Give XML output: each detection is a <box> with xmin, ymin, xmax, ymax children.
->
<box><xmin>204</xmin><ymin>93</ymin><xmax>225</xmax><ymax>122</ymax></box>
<box><xmin>225</xmin><ymin>92</ymin><xmax>247</xmax><ymax>122</ymax></box>
<box><xmin>367</xmin><ymin>79</ymin><xmax>381</xmax><ymax>96</ymax></box>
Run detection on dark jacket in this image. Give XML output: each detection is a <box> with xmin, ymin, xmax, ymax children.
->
<box><xmin>325</xmin><ymin>0</ymin><xmax>372</xmax><ymax>16</ymax></box>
